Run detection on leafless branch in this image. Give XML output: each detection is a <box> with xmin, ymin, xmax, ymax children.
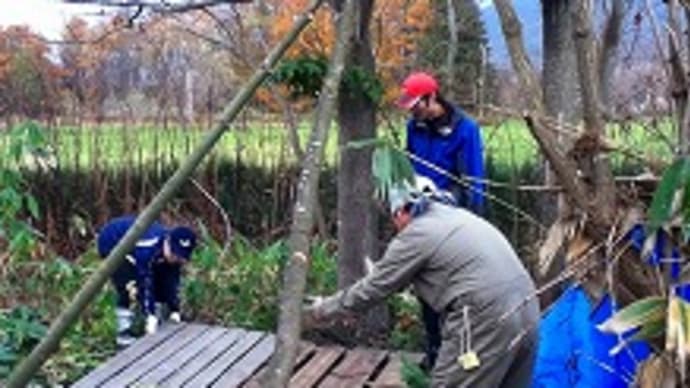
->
<box><xmin>63</xmin><ymin>0</ymin><xmax>252</xmax><ymax>14</ymax></box>
<box><xmin>191</xmin><ymin>178</ymin><xmax>232</xmax><ymax>258</ymax></box>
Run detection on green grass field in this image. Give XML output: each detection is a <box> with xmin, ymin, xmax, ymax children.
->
<box><xmin>1</xmin><ymin>117</ymin><xmax>676</xmax><ymax>175</ymax></box>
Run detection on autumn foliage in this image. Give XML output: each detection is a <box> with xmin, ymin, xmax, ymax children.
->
<box><xmin>0</xmin><ymin>1</ymin><xmax>433</xmax><ymax>124</ymax></box>
<box><xmin>0</xmin><ymin>26</ymin><xmax>62</xmax><ymax>120</ymax></box>
<box><xmin>267</xmin><ymin>0</ymin><xmax>432</xmax><ymax>105</ymax></box>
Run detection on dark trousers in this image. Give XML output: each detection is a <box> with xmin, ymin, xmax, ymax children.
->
<box><xmin>110</xmin><ymin>260</ymin><xmax>180</xmax><ymax>312</ymax></box>
<box><xmin>421</xmin><ymin>299</ymin><xmax>442</xmax><ymax>369</ymax></box>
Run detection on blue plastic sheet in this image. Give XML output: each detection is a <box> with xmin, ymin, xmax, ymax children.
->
<box><xmin>532</xmin><ymin>286</ymin><xmax>650</xmax><ymax>387</ymax></box>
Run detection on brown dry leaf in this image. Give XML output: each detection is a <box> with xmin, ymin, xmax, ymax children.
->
<box><xmin>538</xmin><ymin>218</ymin><xmax>577</xmax><ymax>276</ymax></box>
<box><xmin>637</xmin><ymin>355</ymin><xmax>677</xmax><ymax>388</ymax></box>
<box><xmin>619</xmin><ymin>206</ymin><xmax>645</xmax><ymax>239</ymax></box>
<box><xmin>565</xmin><ymin>230</ymin><xmax>594</xmax><ymax>266</ymax></box>
<box><xmin>666</xmin><ymin>296</ymin><xmax>680</xmax><ymax>353</ymax></box>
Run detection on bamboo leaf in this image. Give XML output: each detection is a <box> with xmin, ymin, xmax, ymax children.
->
<box><xmin>598</xmin><ymin>296</ymin><xmax>667</xmax><ymax>334</ymax></box>
<box><xmin>649</xmin><ymin>157</ymin><xmax>690</xmax><ymax>232</ymax></box>
<box><xmin>609</xmin><ymin>317</ymin><xmax>666</xmax><ymax>356</ymax></box>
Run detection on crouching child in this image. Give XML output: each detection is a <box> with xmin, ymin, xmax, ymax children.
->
<box><xmin>97</xmin><ymin>215</ymin><xmax>197</xmax><ymax>347</ymax></box>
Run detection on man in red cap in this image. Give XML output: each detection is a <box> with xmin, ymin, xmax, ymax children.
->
<box><xmin>398</xmin><ymin>71</ymin><xmax>487</xmax><ymax>370</ymax></box>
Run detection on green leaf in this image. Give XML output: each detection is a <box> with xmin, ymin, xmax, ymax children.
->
<box><xmin>25</xmin><ymin>195</ymin><xmax>39</xmax><ymax>219</ymax></box>
<box><xmin>597</xmin><ymin>296</ymin><xmax>667</xmax><ymax>334</ymax></box>
<box><xmin>609</xmin><ymin>314</ymin><xmax>666</xmax><ymax>356</ymax></box>
<box><xmin>648</xmin><ymin>157</ymin><xmax>690</xmax><ymax>232</ymax></box>
<box><xmin>401</xmin><ymin>355</ymin><xmax>429</xmax><ymax>388</ymax></box>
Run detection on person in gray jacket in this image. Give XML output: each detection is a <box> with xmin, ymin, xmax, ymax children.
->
<box><xmin>304</xmin><ymin>179</ymin><xmax>539</xmax><ymax>387</ymax></box>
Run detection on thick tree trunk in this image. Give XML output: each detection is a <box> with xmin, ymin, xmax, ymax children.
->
<box><xmin>336</xmin><ymin>0</ymin><xmax>376</xmax><ymax>290</ymax></box>
<box><xmin>5</xmin><ymin>1</ymin><xmax>325</xmax><ymax>386</ymax></box>
<box><xmin>264</xmin><ymin>0</ymin><xmax>356</xmax><ymax>386</ymax></box>
<box><xmin>540</xmin><ymin>0</ymin><xmax>579</xmax><ymax>301</ymax></box>
<box><xmin>572</xmin><ymin>0</ymin><xmax>616</xmax><ymax>220</ymax></box>
<box><xmin>335</xmin><ymin>0</ymin><xmax>388</xmax><ymax>338</ymax></box>
<box><xmin>543</xmin><ymin>0</ymin><xmax>579</xmax><ymax>124</ymax></box>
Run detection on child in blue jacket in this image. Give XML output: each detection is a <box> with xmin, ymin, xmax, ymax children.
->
<box><xmin>97</xmin><ymin>215</ymin><xmax>197</xmax><ymax>347</ymax></box>
<box><xmin>398</xmin><ymin>71</ymin><xmax>487</xmax><ymax>369</ymax></box>
<box><xmin>398</xmin><ymin>71</ymin><xmax>486</xmax><ymax>214</ymax></box>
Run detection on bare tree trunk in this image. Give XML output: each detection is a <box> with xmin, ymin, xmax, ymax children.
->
<box><xmin>668</xmin><ymin>0</ymin><xmax>690</xmax><ymax>155</ymax></box>
<box><xmin>336</xmin><ymin>0</ymin><xmax>375</xmax><ymax>291</ymax></box>
<box><xmin>264</xmin><ymin>0</ymin><xmax>356</xmax><ymax>386</ymax></box>
<box><xmin>572</xmin><ymin>0</ymin><xmax>616</xmax><ymax>220</ymax></box>
<box><xmin>336</xmin><ymin>0</ymin><xmax>386</xmax><ymax>338</ymax></box>
<box><xmin>5</xmin><ymin>1</ymin><xmax>324</xmax><ymax>385</ymax></box>
<box><xmin>444</xmin><ymin>0</ymin><xmax>459</xmax><ymax>100</ymax></box>
<box><xmin>543</xmin><ymin>0</ymin><xmax>579</xmax><ymax>124</ymax></box>
<box><xmin>598</xmin><ymin>0</ymin><xmax>626</xmax><ymax>117</ymax></box>
<box><xmin>494</xmin><ymin>0</ymin><xmax>543</xmax><ymax>112</ymax></box>
<box><xmin>185</xmin><ymin>70</ymin><xmax>195</xmax><ymax>126</ymax></box>
<box><xmin>539</xmin><ymin>0</ymin><xmax>579</xmax><ymax>302</ymax></box>
<box><xmin>272</xmin><ymin>91</ymin><xmax>329</xmax><ymax>238</ymax></box>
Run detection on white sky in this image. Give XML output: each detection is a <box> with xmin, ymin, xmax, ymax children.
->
<box><xmin>0</xmin><ymin>0</ymin><xmax>109</xmax><ymax>40</ymax></box>
<box><xmin>0</xmin><ymin>0</ymin><xmax>497</xmax><ymax>42</ymax></box>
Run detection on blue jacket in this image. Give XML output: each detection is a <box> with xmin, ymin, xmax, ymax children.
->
<box><xmin>97</xmin><ymin>216</ymin><xmax>176</xmax><ymax>315</ymax></box>
<box><xmin>406</xmin><ymin>106</ymin><xmax>486</xmax><ymax>214</ymax></box>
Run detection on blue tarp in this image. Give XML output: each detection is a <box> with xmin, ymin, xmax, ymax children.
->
<box><xmin>532</xmin><ymin>225</ymin><xmax>689</xmax><ymax>387</ymax></box>
<box><xmin>532</xmin><ymin>286</ymin><xmax>650</xmax><ymax>387</ymax></box>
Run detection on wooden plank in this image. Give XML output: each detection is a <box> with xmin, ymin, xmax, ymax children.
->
<box><xmin>99</xmin><ymin>324</ymin><xmax>207</xmax><ymax>388</ymax></box>
<box><xmin>319</xmin><ymin>349</ymin><xmax>387</xmax><ymax>388</ymax></box>
<box><xmin>136</xmin><ymin>326</ymin><xmax>228</xmax><ymax>385</ymax></box>
<box><xmin>72</xmin><ymin>323</ymin><xmax>185</xmax><ymax>388</ymax></box>
<box><xmin>368</xmin><ymin>352</ymin><xmax>425</xmax><ymax>388</ymax></box>
<box><xmin>211</xmin><ymin>334</ymin><xmax>276</xmax><ymax>387</ymax></box>
<box><xmin>241</xmin><ymin>342</ymin><xmax>317</xmax><ymax>388</ymax></box>
<box><xmin>182</xmin><ymin>330</ymin><xmax>264</xmax><ymax>387</ymax></box>
<box><xmin>289</xmin><ymin>347</ymin><xmax>344</xmax><ymax>388</ymax></box>
<box><xmin>160</xmin><ymin>328</ymin><xmax>244</xmax><ymax>387</ymax></box>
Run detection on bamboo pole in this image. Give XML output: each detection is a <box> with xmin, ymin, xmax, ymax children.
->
<box><xmin>6</xmin><ymin>1</ymin><xmax>324</xmax><ymax>385</ymax></box>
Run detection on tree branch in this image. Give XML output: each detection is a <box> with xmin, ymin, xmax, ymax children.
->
<box><xmin>264</xmin><ymin>0</ymin><xmax>356</xmax><ymax>386</ymax></box>
<box><xmin>63</xmin><ymin>0</ymin><xmax>252</xmax><ymax>13</ymax></box>
<box><xmin>598</xmin><ymin>0</ymin><xmax>626</xmax><ymax>116</ymax></box>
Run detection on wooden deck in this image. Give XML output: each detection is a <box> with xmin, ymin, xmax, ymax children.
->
<box><xmin>73</xmin><ymin>323</ymin><xmax>423</xmax><ymax>387</ymax></box>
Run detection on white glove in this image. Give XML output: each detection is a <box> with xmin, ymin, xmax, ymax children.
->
<box><xmin>170</xmin><ymin>312</ymin><xmax>182</xmax><ymax>323</ymax></box>
<box><xmin>145</xmin><ymin>315</ymin><xmax>159</xmax><ymax>334</ymax></box>
<box><xmin>364</xmin><ymin>256</ymin><xmax>375</xmax><ymax>275</ymax></box>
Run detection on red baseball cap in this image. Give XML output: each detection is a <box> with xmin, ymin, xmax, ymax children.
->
<box><xmin>397</xmin><ymin>72</ymin><xmax>439</xmax><ymax>110</ymax></box>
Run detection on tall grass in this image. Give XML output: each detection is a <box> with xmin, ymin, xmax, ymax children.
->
<box><xmin>6</xmin><ymin>117</ymin><xmax>670</xmax><ymax>175</ymax></box>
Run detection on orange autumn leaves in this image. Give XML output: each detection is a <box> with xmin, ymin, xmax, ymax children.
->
<box><xmin>267</xmin><ymin>0</ymin><xmax>433</xmax><ymax>106</ymax></box>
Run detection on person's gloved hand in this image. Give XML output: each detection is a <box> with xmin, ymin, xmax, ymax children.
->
<box><xmin>364</xmin><ymin>256</ymin><xmax>375</xmax><ymax>276</ymax></box>
<box><xmin>145</xmin><ymin>315</ymin><xmax>159</xmax><ymax>334</ymax></box>
<box><xmin>302</xmin><ymin>295</ymin><xmax>326</xmax><ymax>328</ymax></box>
<box><xmin>170</xmin><ymin>312</ymin><xmax>182</xmax><ymax>323</ymax></box>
